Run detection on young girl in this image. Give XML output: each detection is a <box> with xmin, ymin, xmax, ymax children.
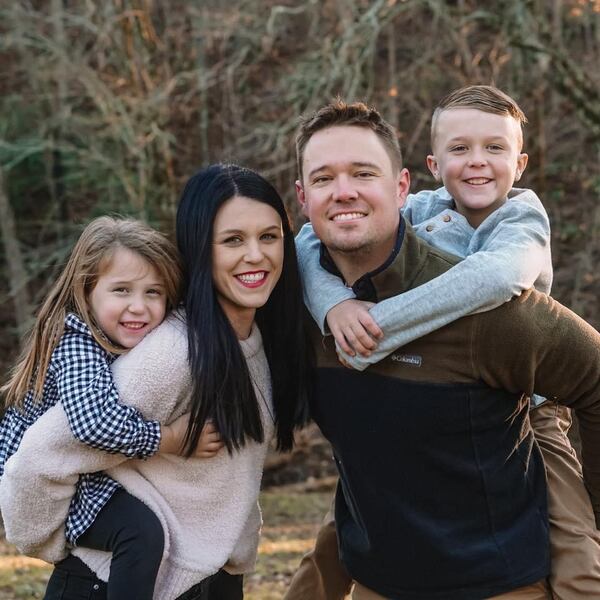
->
<box><xmin>0</xmin><ymin>216</ymin><xmax>215</xmax><ymax>599</ymax></box>
<box><xmin>1</xmin><ymin>165</ymin><xmax>312</xmax><ymax>600</ymax></box>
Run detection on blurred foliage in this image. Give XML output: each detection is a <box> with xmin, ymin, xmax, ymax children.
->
<box><xmin>1</xmin><ymin>0</ymin><xmax>600</xmax><ymax>372</ymax></box>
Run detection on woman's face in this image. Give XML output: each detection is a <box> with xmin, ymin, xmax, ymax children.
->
<box><xmin>212</xmin><ymin>195</ymin><xmax>284</xmax><ymax>336</ymax></box>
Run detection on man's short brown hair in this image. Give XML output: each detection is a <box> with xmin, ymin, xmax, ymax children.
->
<box><xmin>296</xmin><ymin>99</ymin><xmax>403</xmax><ymax>180</ymax></box>
<box><xmin>431</xmin><ymin>85</ymin><xmax>528</xmax><ymax>148</ymax></box>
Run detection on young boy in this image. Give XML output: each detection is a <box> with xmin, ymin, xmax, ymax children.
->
<box><xmin>290</xmin><ymin>86</ymin><xmax>600</xmax><ymax>599</ymax></box>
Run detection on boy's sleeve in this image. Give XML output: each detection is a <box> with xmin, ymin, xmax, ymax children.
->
<box><xmin>401</xmin><ymin>187</ymin><xmax>453</xmax><ymax>224</ymax></box>
<box><xmin>295</xmin><ymin>223</ymin><xmax>354</xmax><ymax>334</ymax></box>
<box><xmin>343</xmin><ymin>189</ymin><xmax>551</xmax><ymax>370</ymax></box>
<box><xmin>56</xmin><ymin>333</ymin><xmax>161</xmax><ymax>458</ymax></box>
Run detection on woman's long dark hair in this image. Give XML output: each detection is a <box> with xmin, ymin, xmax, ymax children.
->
<box><xmin>176</xmin><ymin>163</ymin><xmax>312</xmax><ymax>455</ymax></box>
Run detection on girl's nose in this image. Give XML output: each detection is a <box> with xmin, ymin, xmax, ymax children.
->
<box><xmin>128</xmin><ymin>295</ymin><xmax>146</xmax><ymax>313</ymax></box>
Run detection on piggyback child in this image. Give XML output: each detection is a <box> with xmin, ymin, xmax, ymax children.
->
<box><xmin>290</xmin><ymin>85</ymin><xmax>600</xmax><ymax>599</ymax></box>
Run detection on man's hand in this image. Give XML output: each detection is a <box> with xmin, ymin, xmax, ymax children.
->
<box><xmin>160</xmin><ymin>414</ymin><xmax>224</xmax><ymax>458</ymax></box>
<box><xmin>326</xmin><ymin>299</ymin><xmax>383</xmax><ymax>358</ymax></box>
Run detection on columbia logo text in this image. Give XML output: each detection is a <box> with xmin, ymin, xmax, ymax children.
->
<box><xmin>391</xmin><ymin>354</ymin><xmax>422</xmax><ymax>367</ymax></box>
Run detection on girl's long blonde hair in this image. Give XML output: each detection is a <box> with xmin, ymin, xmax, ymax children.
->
<box><xmin>2</xmin><ymin>216</ymin><xmax>182</xmax><ymax>408</ymax></box>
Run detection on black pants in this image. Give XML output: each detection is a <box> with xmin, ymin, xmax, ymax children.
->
<box><xmin>45</xmin><ymin>489</ymin><xmax>164</xmax><ymax>600</ymax></box>
<box><xmin>44</xmin><ymin>555</ymin><xmax>243</xmax><ymax>600</ymax></box>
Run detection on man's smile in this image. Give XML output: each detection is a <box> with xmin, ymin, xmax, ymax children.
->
<box><xmin>331</xmin><ymin>212</ymin><xmax>367</xmax><ymax>222</ymax></box>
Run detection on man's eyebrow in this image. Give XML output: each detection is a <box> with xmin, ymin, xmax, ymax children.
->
<box><xmin>307</xmin><ymin>161</ymin><xmax>380</xmax><ymax>179</ymax></box>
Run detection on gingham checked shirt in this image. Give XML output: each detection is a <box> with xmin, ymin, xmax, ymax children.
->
<box><xmin>0</xmin><ymin>313</ymin><xmax>161</xmax><ymax>543</ymax></box>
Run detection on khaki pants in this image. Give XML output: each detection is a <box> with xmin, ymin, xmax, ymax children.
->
<box><xmin>284</xmin><ymin>508</ymin><xmax>352</xmax><ymax>600</ymax></box>
<box><xmin>530</xmin><ymin>402</ymin><xmax>600</xmax><ymax>599</ymax></box>
<box><xmin>352</xmin><ymin>580</ymin><xmax>550</xmax><ymax>599</ymax></box>
<box><xmin>284</xmin><ymin>402</ymin><xmax>600</xmax><ymax>600</ymax></box>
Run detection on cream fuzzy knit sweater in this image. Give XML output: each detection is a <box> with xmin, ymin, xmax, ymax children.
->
<box><xmin>0</xmin><ymin>315</ymin><xmax>274</xmax><ymax>600</ymax></box>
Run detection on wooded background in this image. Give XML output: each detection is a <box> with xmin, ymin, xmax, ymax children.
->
<box><xmin>1</xmin><ymin>0</ymin><xmax>600</xmax><ymax>378</ymax></box>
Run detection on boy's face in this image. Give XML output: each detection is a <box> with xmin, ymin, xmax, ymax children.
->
<box><xmin>427</xmin><ymin>108</ymin><xmax>528</xmax><ymax>228</ymax></box>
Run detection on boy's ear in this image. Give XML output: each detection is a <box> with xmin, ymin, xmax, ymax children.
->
<box><xmin>426</xmin><ymin>155</ymin><xmax>442</xmax><ymax>181</ymax></box>
<box><xmin>295</xmin><ymin>180</ymin><xmax>309</xmax><ymax>218</ymax></box>
<box><xmin>515</xmin><ymin>153</ymin><xmax>528</xmax><ymax>181</ymax></box>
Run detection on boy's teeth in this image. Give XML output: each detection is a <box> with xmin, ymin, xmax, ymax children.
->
<box><xmin>333</xmin><ymin>212</ymin><xmax>364</xmax><ymax>221</ymax></box>
<box><xmin>238</xmin><ymin>272</ymin><xmax>265</xmax><ymax>283</ymax></box>
<box><xmin>466</xmin><ymin>178</ymin><xmax>490</xmax><ymax>185</ymax></box>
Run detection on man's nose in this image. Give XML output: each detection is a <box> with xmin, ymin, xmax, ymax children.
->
<box><xmin>333</xmin><ymin>175</ymin><xmax>358</xmax><ymax>201</ymax></box>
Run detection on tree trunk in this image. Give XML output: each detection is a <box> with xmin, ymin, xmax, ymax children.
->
<box><xmin>0</xmin><ymin>167</ymin><xmax>31</xmax><ymax>341</ymax></box>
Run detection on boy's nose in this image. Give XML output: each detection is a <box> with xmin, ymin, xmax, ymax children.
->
<box><xmin>468</xmin><ymin>151</ymin><xmax>487</xmax><ymax>167</ymax></box>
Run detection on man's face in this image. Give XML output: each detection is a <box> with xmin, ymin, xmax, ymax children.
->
<box><xmin>296</xmin><ymin>125</ymin><xmax>410</xmax><ymax>268</ymax></box>
<box><xmin>427</xmin><ymin>108</ymin><xmax>528</xmax><ymax>228</ymax></box>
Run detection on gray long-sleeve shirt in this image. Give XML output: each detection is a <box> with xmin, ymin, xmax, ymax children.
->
<box><xmin>296</xmin><ymin>186</ymin><xmax>552</xmax><ymax>371</ymax></box>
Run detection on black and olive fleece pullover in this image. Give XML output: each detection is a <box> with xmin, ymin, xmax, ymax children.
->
<box><xmin>310</xmin><ymin>217</ymin><xmax>600</xmax><ymax>600</ymax></box>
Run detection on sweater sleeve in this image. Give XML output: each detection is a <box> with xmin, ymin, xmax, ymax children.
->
<box><xmin>341</xmin><ymin>189</ymin><xmax>551</xmax><ymax>371</ymax></box>
<box><xmin>55</xmin><ymin>334</ymin><xmax>161</xmax><ymax>458</ymax></box>
<box><xmin>295</xmin><ymin>223</ymin><xmax>354</xmax><ymax>333</ymax></box>
<box><xmin>0</xmin><ymin>316</ymin><xmax>191</xmax><ymax>561</ymax></box>
<box><xmin>474</xmin><ymin>292</ymin><xmax>600</xmax><ymax>528</ymax></box>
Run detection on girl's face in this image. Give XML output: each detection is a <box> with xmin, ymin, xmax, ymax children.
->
<box><xmin>89</xmin><ymin>247</ymin><xmax>167</xmax><ymax>348</ymax></box>
<box><xmin>212</xmin><ymin>195</ymin><xmax>284</xmax><ymax>338</ymax></box>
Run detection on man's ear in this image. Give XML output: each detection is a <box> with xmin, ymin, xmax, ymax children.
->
<box><xmin>295</xmin><ymin>180</ymin><xmax>309</xmax><ymax>218</ymax></box>
<box><xmin>397</xmin><ymin>168</ymin><xmax>411</xmax><ymax>209</ymax></box>
<box><xmin>426</xmin><ymin>155</ymin><xmax>441</xmax><ymax>181</ymax></box>
<box><xmin>515</xmin><ymin>153</ymin><xmax>528</xmax><ymax>181</ymax></box>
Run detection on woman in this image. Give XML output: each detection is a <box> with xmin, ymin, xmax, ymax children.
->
<box><xmin>0</xmin><ymin>164</ymin><xmax>312</xmax><ymax>600</ymax></box>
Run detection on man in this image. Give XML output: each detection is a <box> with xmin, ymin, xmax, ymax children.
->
<box><xmin>291</xmin><ymin>100</ymin><xmax>600</xmax><ymax>599</ymax></box>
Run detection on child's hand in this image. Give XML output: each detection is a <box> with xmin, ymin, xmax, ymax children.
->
<box><xmin>326</xmin><ymin>299</ymin><xmax>383</xmax><ymax>357</ymax></box>
<box><xmin>160</xmin><ymin>414</ymin><xmax>224</xmax><ymax>458</ymax></box>
<box><xmin>192</xmin><ymin>420</ymin><xmax>224</xmax><ymax>458</ymax></box>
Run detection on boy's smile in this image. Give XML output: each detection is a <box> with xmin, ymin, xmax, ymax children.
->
<box><xmin>427</xmin><ymin>108</ymin><xmax>528</xmax><ymax>228</ymax></box>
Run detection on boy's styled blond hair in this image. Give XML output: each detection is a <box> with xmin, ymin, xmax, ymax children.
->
<box><xmin>296</xmin><ymin>99</ymin><xmax>403</xmax><ymax>180</ymax></box>
<box><xmin>2</xmin><ymin>216</ymin><xmax>182</xmax><ymax>407</ymax></box>
<box><xmin>431</xmin><ymin>85</ymin><xmax>528</xmax><ymax>148</ymax></box>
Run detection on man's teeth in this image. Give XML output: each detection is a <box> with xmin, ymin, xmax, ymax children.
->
<box><xmin>333</xmin><ymin>212</ymin><xmax>365</xmax><ymax>221</ymax></box>
<box><xmin>466</xmin><ymin>178</ymin><xmax>491</xmax><ymax>185</ymax></box>
<box><xmin>237</xmin><ymin>272</ymin><xmax>265</xmax><ymax>283</ymax></box>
